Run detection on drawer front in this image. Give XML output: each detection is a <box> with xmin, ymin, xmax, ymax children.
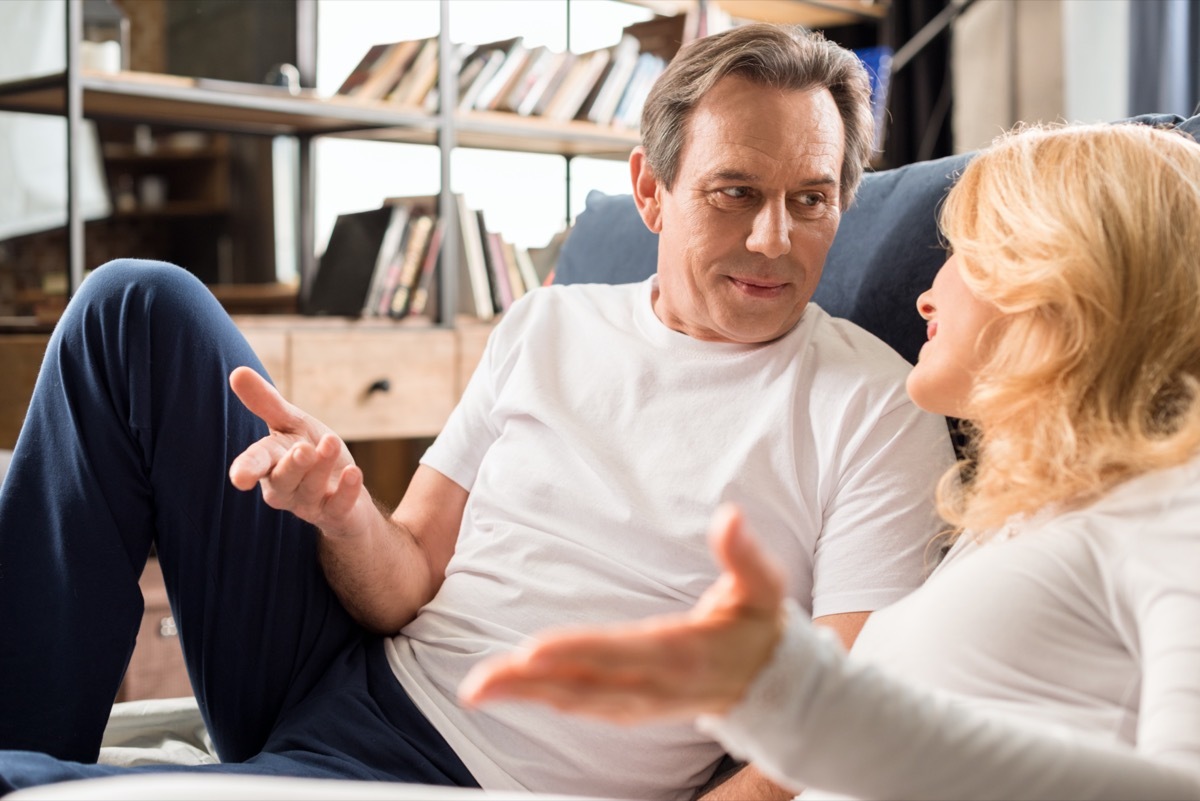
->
<box><xmin>289</xmin><ymin>328</ymin><xmax>456</xmax><ymax>441</ymax></box>
<box><xmin>0</xmin><ymin>335</ymin><xmax>49</xmax><ymax>450</ymax></box>
<box><xmin>116</xmin><ymin>558</ymin><xmax>192</xmax><ymax>702</ymax></box>
<box><xmin>240</xmin><ymin>328</ymin><xmax>290</xmax><ymax>398</ymax></box>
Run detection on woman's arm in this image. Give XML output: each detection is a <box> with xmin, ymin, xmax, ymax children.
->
<box><xmin>462</xmin><ymin>502</ymin><xmax>1200</xmax><ymax>800</ymax></box>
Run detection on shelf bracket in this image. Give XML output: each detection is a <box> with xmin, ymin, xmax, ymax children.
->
<box><xmin>66</xmin><ymin>0</ymin><xmax>84</xmax><ymax>296</ymax></box>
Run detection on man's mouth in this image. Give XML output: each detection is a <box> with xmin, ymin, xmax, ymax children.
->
<box><xmin>729</xmin><ymin>276</ymin><xmax>786</xmax><ymax>297</ymax></box>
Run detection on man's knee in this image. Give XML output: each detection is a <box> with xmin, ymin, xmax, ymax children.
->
<box><xmin>79</xmin><ymin>259</ymin><xmax>202</xmax><ymax>305</ymax></box>
<box><xmin>61</xmin><ymin>260</ymin><xmax>222</xmax><ymax>336</ymax></box>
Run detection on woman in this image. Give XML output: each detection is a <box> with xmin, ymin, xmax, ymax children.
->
<box><xmin>459</xmin><ymin>123</ymin><xmax>1200</xmax><ymax>800</ymax></box>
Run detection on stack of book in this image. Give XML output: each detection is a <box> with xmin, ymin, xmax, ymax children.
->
<box><xmin>304</xmin><ymin>196</ymin><xmax>560</xmax><ymax>322</ymax></box>
<box><xmin>332</xmin><ymin>14</ymin><xmax>692</xmax><ymax>128</ymax></box>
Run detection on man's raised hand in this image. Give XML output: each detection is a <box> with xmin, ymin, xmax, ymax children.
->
<box><xmin>228</xmin><ymin>365</ymin><xmax>364</xmax><ymax>533</ymax></box>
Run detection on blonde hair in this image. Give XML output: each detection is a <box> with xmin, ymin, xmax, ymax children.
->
<box><xmin>937</xmin><ymin>122</ymin><xmax>1200</xmax><ymax>535</ymax></box>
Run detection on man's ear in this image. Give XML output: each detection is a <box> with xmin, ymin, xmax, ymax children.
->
<box><xmin>630</xmin><ymin>147</ymin><xmax>664</xmax><ymax>234</ymax></box>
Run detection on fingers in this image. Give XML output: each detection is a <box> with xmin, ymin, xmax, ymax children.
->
<box><xmin>254</xmin><ymin>434</ymin><xmax>364</xmax><ymax>526</ymax></box>
<box><xmin>707</xmin><ymin>503</ymin><xmax>786</xmax><ymax>615</ymax></box>
<box><xmin>230</xmin><ymin>366</ymin><xmax>301</xmax><ymax>434</ymax></box>
<box><xmin>229</xmin><ymin>435</ymin><xmax>289</xmax><ymax>491</ymax></box>
<box><xmin>460</xmin><ymin>651</ymin><xmax>695</xmax><ymax>723</ymax></box>
<box><xmin>262</xmin><ymin>434</ymin><xmax>339</xmax><ymax>503</ymax></box>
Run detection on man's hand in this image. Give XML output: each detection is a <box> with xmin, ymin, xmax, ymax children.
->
<box><xmin>228</xmin><ymin>365</ymin><xmax>365</xmax><ymax>535</ymax></box>
<box><xmin>459</xmin><ymin>503</ymin><xmax>786</xmax><ymax>721</ymax></box>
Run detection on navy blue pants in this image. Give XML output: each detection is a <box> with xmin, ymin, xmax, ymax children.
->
<box><xmin>0</xmin><ymin>261</ymin><xmax>477</xmax><ymax>793</ymax></box>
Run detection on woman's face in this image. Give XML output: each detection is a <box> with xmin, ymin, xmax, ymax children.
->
<box><xmin>906</xmin><ymin>254</ymin><xmax>1005</xmax><ymax>418</ymax></box>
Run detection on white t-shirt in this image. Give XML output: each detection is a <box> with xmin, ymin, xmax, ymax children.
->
<box><xmin>388</xmin><ymin>278</ymin><xmax>953</xmax><ymax>800</ymax></box>
<box><xmin>702</xmin><ymin>453</ymin><xmax>1200</xmax><ymax>800</ymax></box>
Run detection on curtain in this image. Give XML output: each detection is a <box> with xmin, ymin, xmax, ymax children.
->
<box><xmin>881</xmin><ymin>0</ymin><xmax>955</xmax><ymax>169</ymax></box>
<box><xmin>1128</xmin><ymin>0</ymin><xmax>1200</xmax><ymax>118</ymax></box>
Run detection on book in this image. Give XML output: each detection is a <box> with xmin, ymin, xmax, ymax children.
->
<box><xmin>348</xmin><ymin>40</ymin><xmax>422</xmax><ymax>101</ymax></box>
<box><xmin>613</xmin><ymin>52</ymin><xmax>665</xmax><ymax>129</ymax></box>
<box><xmin>484</xmin><ymin>230</ymin><xmax>514</xmax><ymax>311</ymax></box>
<box><xmin>388</xmin><ymin>37</ymin><xmax>440</xmax><ymax>107</ymax></box>
<box><xmin>586</xmin><ymin>35</ymin><xmax>641</xmax><ymax>125</ymax></box>
<box><xmin>513</xmin><ymin>243</ymin><xmax>540</xmax><ymax>291</ymax></box>
<box><xmin>543</xmin><ymin>47</ymin><xmax>611</xmax><ymax>122</ymax></box>
<box><xmin>502</xmin><ymin>238</ymin><xmax>527</xmax><ymax>302</ymax></box>
<box><xmin>624</xmin><ymin>13</ymin><xmax>688</xmax><ymax>62</ymax></box>
<box><xmin>495</xmin><ymin>46</ymin><xmax>555</xmax><ymax>113</ymax></box>
<box><xmin>304</xmin><ymin>206</ymin><xmax>399</xmax><ymax>317</ymax></box>
<box><xmin>523</xmin><ymin>50</ymin><xmax>577</xmax><ymax>117</ymax></box>
<box><xmin>335</xmin><ymin>43</ymin><xmax>392</xmax><ymax>95</ymax></box>
<box><xmin>406</xmin><ymin>218</ymin><xmax>445</xmax><ymax>321</ymax></box>
<box><xmin>362</xmin><ymin>204</ymin><xmax>412</xmax><ymax>316</ymax></box>
<box><xmin>472</xmin><ymin>39</ymin><xmax>530</xmax><ymax>111</ymax></box>
<box><xmin>458</xmin><ymin>47</ymin><xmax>510</xmax><ymax>112</ymax></box>
<box><xmin>456</xmin><ymin>194</ymin><xmax>495</xmax><ymax>321</ymax></box>
<box><xmin>388</xmin><ymin>213</ymin><xmax>436</xmax><ymax>318</ymax></box>
<box><xmin>454</xmin><ymin>45</ymin><xmax>494</xmax><ymax>102</ymax></box>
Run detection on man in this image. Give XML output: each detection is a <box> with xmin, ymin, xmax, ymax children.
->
<box><xmin>0</xmin><ymin>24</ymin><xmax>952</xmax><ymax>800</ymax></box>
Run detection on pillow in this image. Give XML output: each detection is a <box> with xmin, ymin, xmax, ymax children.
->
<box><xmin>554</xmin><ymin>111</ymin><xmax>1200</xmax><ymax>365</ymax></box>
<box><xmin>553</xmin><ymin>190</ymin><xmax>658</xmax><ymax>287</ymax></box>
<box><xmin>554</xmin><ymin>153</ymin><xmax>971</xmax><ymax>365</ymax></box>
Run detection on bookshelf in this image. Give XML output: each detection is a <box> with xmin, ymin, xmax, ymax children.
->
<box><xmin>0</xmin><ymin>0</ymin><xmax>892</xmax><ymax>310</ymax></box>
<box><xmin>626</xmin><ymin>0</ymin><xmax>887</xmax><ymax>27</ymax></box>
<box><xmin>0</xmin><ymin>0</ymin><xmax>894</xmax><ymax>439</ymax></box>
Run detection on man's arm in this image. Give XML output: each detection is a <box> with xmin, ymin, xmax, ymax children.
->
<box><xmin>320</xmin><ymin>465</ymin><xmax>468</xmax><ymax>633</ymax></box>
<box><xmin>228</xmin><ymin>366</ymin><xmax>466</xmax><ymax>634</ymax></box>
<box><xmin>697</xmin><ymin>611</ymin><xmax>869</xmax><ymax>801</ymax></box>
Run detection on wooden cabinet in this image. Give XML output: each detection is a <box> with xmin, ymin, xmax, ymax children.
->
<box><xmin>0</xmin><ymin>317</ymin><xmax>493</xmax><ymax>452</ymax></box>
<box><xmin>116</xmin><ymin>557</ymin><xmax>192</xmax><ymax>702</ymax></box>
<box><xmin>235</xmin><ymin>316</ymin><xmax>475</xmax><ymax>441</ymax></box>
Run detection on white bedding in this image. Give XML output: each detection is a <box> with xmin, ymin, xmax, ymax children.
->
<box><xmin>8</xmin><ymin>696</ymin><xmax>607</xmax><ymax>800</ymax></box>
<box><xmin>10</xmin><ymin>774</ymin><xmax>607</xmax><ymax>800</ymax></box>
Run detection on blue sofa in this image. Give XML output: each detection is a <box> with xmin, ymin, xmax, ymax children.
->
<box><xmin>554</xmin><ymin>113</ymin><xmax>1200</xmax><ymax>367</ymax></box>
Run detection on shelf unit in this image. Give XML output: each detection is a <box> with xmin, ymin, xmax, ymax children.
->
<box><xmin>629</xmin><ymin>0</ymin><xmax>887</xmax><ymax>27</ymax></box>
<box><xmin>0</xmin><ymin>0</ymin><xmax>889</xmax><ymax>324</ymax></box>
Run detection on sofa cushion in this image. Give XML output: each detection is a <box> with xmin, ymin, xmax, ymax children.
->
<box><xmin>554</xmin><ymin>190</ymin><xmax>659</xmax><ymax>288</ymax></box>
<box><xmin>555</xmin><ymin>152</ymin><xmax>970</xmax><ymax>365</ymax></box>
<box><xmin>554</xmin><ymin>112</ymin><xmax>1200</xmax><ymax>365</ymax></box>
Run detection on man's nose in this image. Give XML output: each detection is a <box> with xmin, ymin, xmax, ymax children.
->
<box><xmin>746</xmin><ymin>200</ymin><xmax>791</xmax><ymax>259</ymax></box>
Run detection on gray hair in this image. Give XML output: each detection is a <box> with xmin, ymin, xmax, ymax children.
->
<box><xmin>640</xmin><ymin>24</ymin><xmax>875</xmax><ymax>208</ymax></box>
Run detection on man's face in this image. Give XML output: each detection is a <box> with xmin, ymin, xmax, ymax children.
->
<box><xmin>640</xmin><ymin>76</ymin><xmax>846</xmax><ymax>344</ymax></box>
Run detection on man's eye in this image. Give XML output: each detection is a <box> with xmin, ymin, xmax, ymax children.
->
<box><xmin>720</xmin><ymin>187</ymin><xmax>751</xmax><ymax>199</ymax></box>
<box><xmin>795</xmin><ymin>192</ymin><xmax>825</xmax><ymax>207</ymax></box>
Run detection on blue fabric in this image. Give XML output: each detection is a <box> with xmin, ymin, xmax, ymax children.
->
<box><xmin>0</xmin><ymin>260</ymin><xmax>476</xmax><ymax>792</ymax></box>
<box><xmin>554</xmin><ymin>152</ymin><xmax>972</xmax><ymax>366</ymax></box>
<box><xmin>553</xmin><ymin>113</ymin><xmax>1200</xmax><ymax>366</ymax></box>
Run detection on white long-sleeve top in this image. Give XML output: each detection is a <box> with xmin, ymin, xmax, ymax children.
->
<box><xmin>700</xmin><ymin>454</ymin><xmax>1200</xmax><ymax>800</ymax></box>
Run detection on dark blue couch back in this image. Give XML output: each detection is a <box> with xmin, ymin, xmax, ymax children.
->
<box><xmin>554</xmin><ymin>113</ymin><xmax>1200</xmax><ymax>365</ymax></box>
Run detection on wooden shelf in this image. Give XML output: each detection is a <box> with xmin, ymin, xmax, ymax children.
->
<box><xmin>624</xmin><ymin>0</ymin><xmax>887</xmax><ymax>27</ymax></box>
<box><xmin>0</xmin><ymin>69</ymin><xmax>639</xmax><ymax>159</ymax></box>
<box><xmin>345</xmin><ymin>108</ymin><xmax>640</xmax><ymax>159</ymax></box>
<box><xmin>0</xmin><ymin>69</ymin><xmax>436</xmax><ymax>137</ymax></box>
<box><xmin>112</xmin><ymin>202</ymin><xmax>228</xmax><ymax>218</ymax></box>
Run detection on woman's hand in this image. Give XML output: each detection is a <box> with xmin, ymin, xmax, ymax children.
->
<box><xmin>459</xmin><ymin>503</ymin><xmax>787</xmax><ymax>722</ymax></box>
<box><xmin>227</xmin><ymin>365</ymin><xmax>365</xmax><ymax>535</ymax></box>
